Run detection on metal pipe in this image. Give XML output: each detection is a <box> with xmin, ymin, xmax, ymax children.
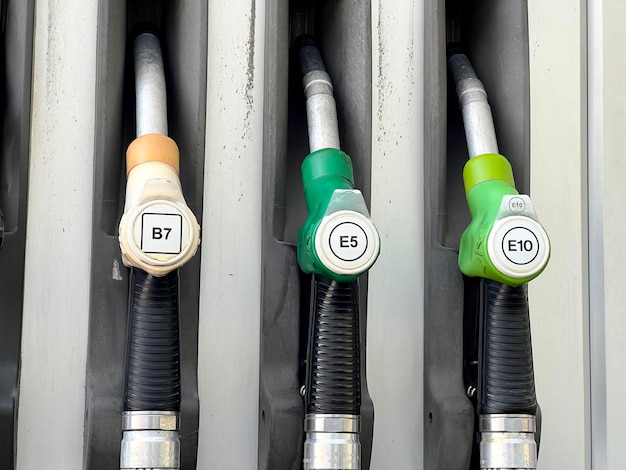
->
<box><xmin>134</xmin><ymin>32</ymin><xmax>168</xmax><ymax>137</ymax></box>
<box><xmin>448</xmin><ymin>53</ymin><xmax>498</xmax><ymax>158</ymax></box>
<box><xmin>298</xmin><ymin>35</ymin><xmax>341</xmax><ymax>152</ymax></box>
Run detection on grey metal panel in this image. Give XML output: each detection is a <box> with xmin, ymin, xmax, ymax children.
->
<box><xmin>367</xmin><ymin>2</ymin><xmax>425</xmax><ymax>467</ymax></box>
<box><xmin>84</xmin><ymin>2</ymin><xmax>206</xmax><ymax>468</ymax></box>
<box><xmin>16</xmin><ymin>1</ymin><xmax>97</xmax><ymax>468</ymax></box>
<box><xmin>0</xmin><ymin>1</ymin><xmax>34</xmax><ymax>468</ymax></box>
<box><xmin>195</xmin><ymin>0</ymin><xmax>264</xmax><ymax>467</ymax></box>
<box><xmin>526</xmin><ymin>2</ymin><xmax>589</xmax><ymax>465</ymax></box>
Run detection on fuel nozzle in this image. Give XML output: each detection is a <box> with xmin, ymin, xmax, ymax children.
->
<box><xmin>449</xmin><ymin>52</ymin><xmax>550</xmax><ymax>286</ymax></box>
<box><xmin>460</xmin><ymin>153</ymin><xmax>550</xmax><ymax>286</ymax></box>
<box><xmin>118</xmin><ymin>32</ymin><xmax>200</xmax><ymax>277</ymax></box>
<box><xmin>298</xmin><ymin>148</ymin><xmax>379</xmax><ymax>282</ymax></box>
<box><xmin>296</xmin><ymin>35</ymin><xmax>380</xmax><ymax>283</ymax></box>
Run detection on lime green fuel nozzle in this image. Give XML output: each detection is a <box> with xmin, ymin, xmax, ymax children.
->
<box><xmin>450</xmin><ymin>53</ymin><xmax>550</xmax><ymax>286</ymax></box>
<box><xmin>459</xmin><ymin>153</ymin><xmax>550</xmax><ymax>286</ymax></box>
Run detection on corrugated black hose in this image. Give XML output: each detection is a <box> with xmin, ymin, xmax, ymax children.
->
<box><xmin>478</xmin><ymin>279</ymin><xmax>537</xmax><ymax>416</ymax></box>
<box><xmin>124</xmin><ymin>267</ymin><xmax>181</xmax><ymax>412</ymax></box>
<box><xmin>305</xmin><ymin>275</ymin><xmax>361</xmax><ymax>416</ymax></box>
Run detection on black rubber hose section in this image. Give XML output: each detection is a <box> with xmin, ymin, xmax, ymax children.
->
<box><xmin>295</xmin><ymin>34</ymin><xmax>327</xmax><ymax>76</ymax></box>
<box><xmin>478</xmin><ymin>279</ymin><xmax>537</xmax><ymax>415</ymax></box>
<box><xmin>124</xmin><ymin>268</ymin><xmax>181</xmax><ymax>412</ymax></box>
<box><xmin>305</xmin><ymin>275</ymin><xmax>361</xmax><ymax>415</ymax></box>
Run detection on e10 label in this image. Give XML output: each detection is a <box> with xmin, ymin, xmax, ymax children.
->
<box><xmin>501</xmin><ymin>226</ymin><xmax>540</xmax><ymax>266</ymax></box>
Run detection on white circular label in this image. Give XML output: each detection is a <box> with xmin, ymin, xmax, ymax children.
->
<box><xmin>315</xmin><ymin>210</ymin><xmax>380</xmax><ymax>275</ymax></box>
<box><xmin>488</xmin><ymin>216</ymin><xmax>550</xmax><ymax>279</ymax></box>
<box><xmin>328</xmin><ymin>222</ymin><xmax>369</xmax><ymax>262</ymax></box>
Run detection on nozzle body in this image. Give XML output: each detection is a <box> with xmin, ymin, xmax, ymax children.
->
<box><xmin>448</xmin><ymin>53</ymin><xmax>550</xmax><ymax>285</ymax></box>
<box><xmin>297</xmin><ymin>148</ymin><xmax>379</xmax><ymax>282</ymax></box>
<box><xmin>118</xmin><ymin>34</ymin><xmax>200</xmax><ymax>276</ymax></box>
<box><xmin>118</xmin><ymin>135</ymin><xmax>200</xmax><ymax>276</ymax></box>
<box><xmin>459</xmin><ymin>154</ymin><xmax>549</xmax><ymax>285</ymax></box>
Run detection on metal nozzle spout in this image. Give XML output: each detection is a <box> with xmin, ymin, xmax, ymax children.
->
<box><xmin>448</xmin><ymin>52</ymin><xmax>499</xmax><ymax>158</ymax></box>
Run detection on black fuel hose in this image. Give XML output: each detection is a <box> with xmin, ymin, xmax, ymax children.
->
<box><xmin>124</xmin><ymin>267</ymin><xmax>181</xmax><ymax>412</ymax></box>
<box><xmin>305</xmin><ymin>275</ymin><xmax>361</xmax><ymax>416</ymax></box>
<box><xmin>478</xmin><ymin>279</ymin><xmax>537</xmax><ymax>416</ymax></box>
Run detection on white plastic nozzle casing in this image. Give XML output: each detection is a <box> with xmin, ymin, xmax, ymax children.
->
<box><xmin>314</xmin><ymin>209</ymin><xmax>380</xmax><ymax>277</ymax></box>
<box><xmin>486</xmin><ymin>195</ymin><xmax>550</xmax><ymax>280</ymax></box>
<box><xmin>119</xmin><ymin>161</ymin><xmax>200</xmax><ymax>276</ymax></box>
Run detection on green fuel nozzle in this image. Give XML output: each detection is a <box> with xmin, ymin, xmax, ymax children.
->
<box><xmin>459</xmin><ymin>153</ymin><xmax>550</xmax><ymax>286</ymax></box>
<box><xmin>296</xmin><ymin>36</ymin><xmax>379</xmax><ymax>283</ymax></box>
<box><xmin>449</xmin><ymin>53</ymin><xmax>550</xmax><ymax>287</ymax></box>
<box><xmin>298</xmin><ymin>148</ymin><xmax>379</xmax><ymax>282</ymax></box>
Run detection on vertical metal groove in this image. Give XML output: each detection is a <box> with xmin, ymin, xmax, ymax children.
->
<box><xmin>587</xmin><ymin>0</ymin><xmax>607</xmax><ymax>467</ymax></box>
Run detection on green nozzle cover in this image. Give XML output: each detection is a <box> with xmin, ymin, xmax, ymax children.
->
<box><xmin>463</xmin><ymin>153</ymin><xmax>515</xmax><ymax>195</ymax></box>
<box><xmin>301</xmin><ymin>148</ymin><xmax>354</xmax><ymax>191</ymax></box>
<box><xmin>298</xmin><ymin>148</ymin><xmax>362</xmax><ymax>282</ymax></box>
<box><xmin>459</xmin><ymin>153</ymin><xmax>536</xmax><ymax>286</ymax></box>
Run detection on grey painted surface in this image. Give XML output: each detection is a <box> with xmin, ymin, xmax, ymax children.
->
<box><xmin>17</xmin><ymin>2</ymin><xmax>97</xmax><ymax>468</ymax></box>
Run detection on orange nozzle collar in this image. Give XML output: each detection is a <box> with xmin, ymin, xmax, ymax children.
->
<box><xmin>126</xmin><ymin>133</ymin><xmax>180</xmax><ymax>176</ymax></box>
